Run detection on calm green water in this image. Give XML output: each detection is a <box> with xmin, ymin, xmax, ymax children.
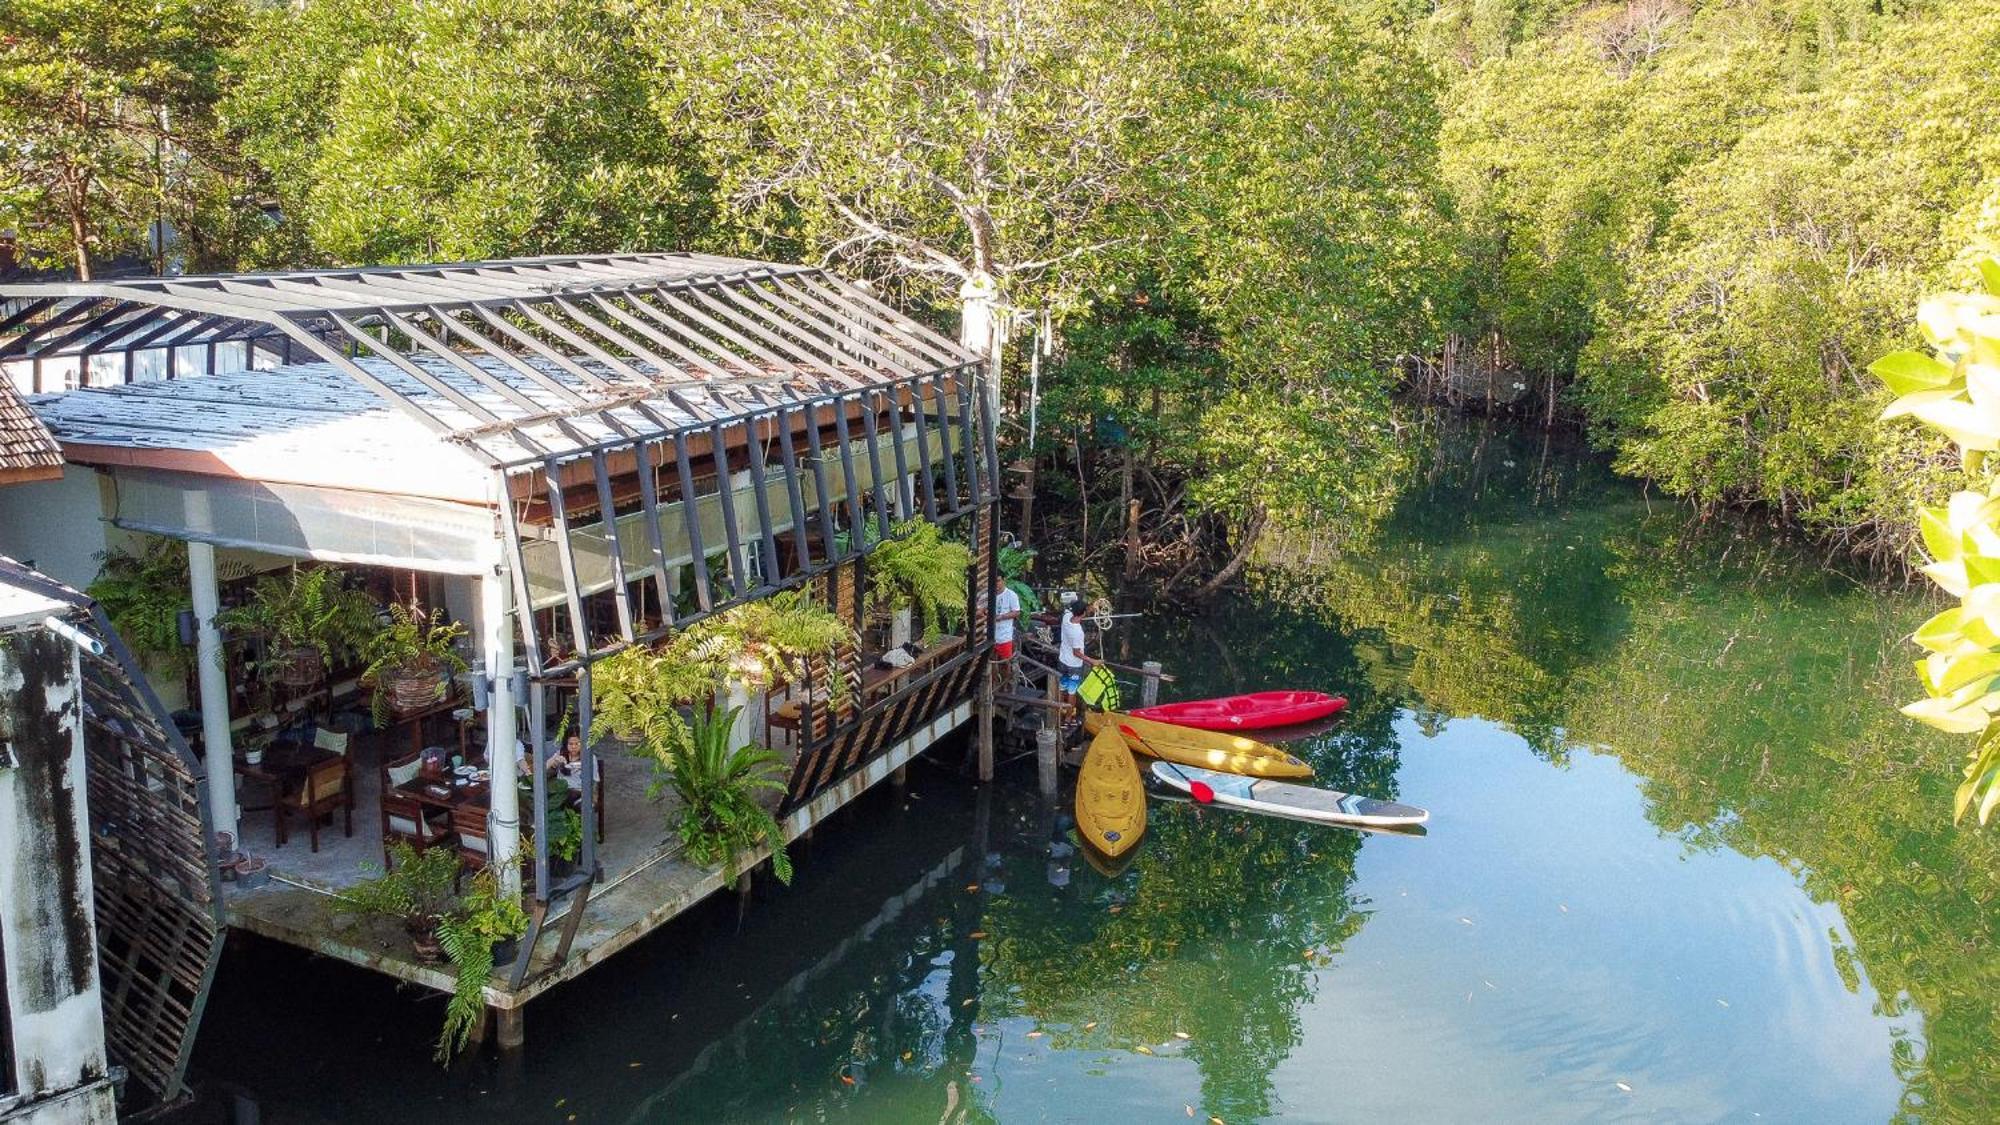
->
<box><xmin>173</xmin><ymin>421</ymin><xmax>1999</xmax><ymax>1123</ymax></box>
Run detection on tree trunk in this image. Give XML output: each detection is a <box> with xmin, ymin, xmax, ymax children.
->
<box><xmin>1191</xmin><ymin>506</ymin><xmax>1267</xmax><ymax>601</ymax></box>
<box><xmin>1120</xmin><ymin>447</ymin><xmax>1141</xmax><ymax>579</ymax></box>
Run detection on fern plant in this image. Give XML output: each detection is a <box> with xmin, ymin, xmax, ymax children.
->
<box><xmin>642</xmin><ymin>704</ymin><xmax>792</xmax><ymax>885</ymax></box>
<box><xmin>434</xmin><ymin>867</ymin><xmax>529</xmax><ymax>1062</ymax></box>
<box><xmin>359</xmin><ymin>602</ymin><xmax>469</xmax><ymax>722</ymax></box>
<box><xmin>866</xmin><ymin>519</ymin><xmax>971</xmax><ymax>641</ymax></box>
<box><xmin>220</xmin><ymin>565</ymin><xmax>378</xmax><ymax>681</ymax></box>
<box><xmin>87</xmin><ymin>540</ymin><xmax>194</xmax><ymax>673</ymax></box>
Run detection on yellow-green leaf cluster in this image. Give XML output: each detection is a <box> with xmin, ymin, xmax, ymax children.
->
<box><xmin>1879</xmin><ymin>259</ymin><xmax>2000</xmax><ymax>824</ymax></box>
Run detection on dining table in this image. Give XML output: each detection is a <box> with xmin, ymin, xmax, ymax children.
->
<box><xmin>233</xmin><ymin>740</ymin><xmax>344</xmax><ymax>813</ymax></box>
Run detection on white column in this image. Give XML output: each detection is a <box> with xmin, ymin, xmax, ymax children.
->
<box><xmin>184</xmin><ymin>493</ymin><xmax>237</xmax><ymax>840</ymax></box>
<box><xmin>480</xmin><ymin>565</ymin><xmax>521</xmax><ymax>896</ymax></box>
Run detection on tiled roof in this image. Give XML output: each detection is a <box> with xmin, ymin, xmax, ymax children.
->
<box><xmin>0</xmin><ymin>374</ymin><xmax>61</xmax><ymax>480</ymax></box>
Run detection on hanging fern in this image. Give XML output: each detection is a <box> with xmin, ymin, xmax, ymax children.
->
<box><xmin>87</xmin><ymin>540</ymin><xmax>195</xmax><ymax>673</ymax></box>
<box><xmin>433</xmin><ymin>867</ymin><xmax>528</xmax><ymax>1062</ymax></box>
<box><xmin>866</xmin><ymin>519</ymin><xmax>971</xmax><ymax>641</ymax></box>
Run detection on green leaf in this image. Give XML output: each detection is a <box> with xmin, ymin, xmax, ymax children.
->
<box><xmin>1932</xmin><ymin>651</ymin><xmax>2000</xmax><ymax>694</ymax></box>
<box><xmin>1901</xmin><ymin>695</ymin><xmax>1994</xmax><ymax>734</ymax></box>
<box><xmin>1870</xmin><ymin>350</ymin><xmax>1957</xmax><ymax>395</ymax></box>
<box><xmin>1914</xmin><ymin>606</ymin><xmax>1969</xmax><ymax>653</ymax></box>
<box><xmin>1919</xmin><ymin>507</ymin><xmax>1959</xmax><ymax>562</ymax></box>
<box><xmin>1980</xmin><ymin>259</ymin><xmax>2000</xmax><ymax>298</ymax></box>
<box><xmin>1964</xmin><ymin>554</ymin><xmax>2000</xmax><ymax>588</ymax></box>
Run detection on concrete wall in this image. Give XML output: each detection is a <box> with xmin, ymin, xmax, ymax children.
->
<box><xmin>0</xmin><ymin>471</ymin><xmax>116</xmax><ymax>595</ymax></box>
<box><xmin>0</xmin><ymin>626</ymin><xmax>116</xmax><ymax>1125</ymax></box>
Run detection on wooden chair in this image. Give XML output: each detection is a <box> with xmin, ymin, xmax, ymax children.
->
<box><xmin>313</xmin><ymin>726</ymin><xmax>355</xmax><ymax>813</ymax></box>
<box><xmin>276</xmin><ymin>758</ymin><xmax>352</xmax><ymax>852</ymax></box>
<box><xmin>380</xmin><ymin>752</ymin><xmax>450</xmax><ymax>863</ymax></box>
<box><xmin>452</xmin><ymin>805</ymin><xmax>490</xmax><ymax>873</ymax></box>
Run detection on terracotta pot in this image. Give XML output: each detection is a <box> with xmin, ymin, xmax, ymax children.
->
<box><xmin>380</xmin><ymin>658</ymin><xmax>444</xmax><ymax>715</ymax></box>
<box><xmin>275</xmin><ymin>645</ymin><xmax>326</xmax><ymax>687</ymax></box>
<box><xmin>409</xmin><ymin>925</ymin><xmax>445</xmax><ymax>964</ymax></box>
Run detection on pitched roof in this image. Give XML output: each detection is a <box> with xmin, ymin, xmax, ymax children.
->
<box><xmin>0</xmin><ymin>372</ymin><xmax>62</xmax><ymax>483</ymax></box>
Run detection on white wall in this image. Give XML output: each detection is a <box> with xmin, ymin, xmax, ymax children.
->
<box><xmin>0</xmin><ymin>623</ymin><xmax>117</xmax><ymax>1125</ymax></box>
<box><xmin>0</xmin><ymin>470</ymin><xmax>116</xmax><ymax>593</ymax></box>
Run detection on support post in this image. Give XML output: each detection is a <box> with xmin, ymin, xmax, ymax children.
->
<box><xmin>1036</xmin><ymin>727</ymin><xmax>1058</xmax><ymax>798</ymax></box>
<box><xmin>1139</xmin><ymin>661</ymin><xmax>1163</xmax><ymax>709</ymax></box>
<box><xmin>976</xmin><ymin>663</ymin><xmax>995</xmax><ymax>782</ymax></box>
<box><xmin>481</xmin><ymin>567</ymin><xmax>522</xmax><ymax>896</ymax></box>
<box><xmin>185</xmin><ymin>494</ymin><xmax>237</xmax><ymax>839</ymax></box>
<box><xmin>496</xmin><ymin>1006</ymin><xmax>524</xmax><ymax>1052</ymax></box>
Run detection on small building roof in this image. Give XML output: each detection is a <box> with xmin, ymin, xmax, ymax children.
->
<box><xmin>0</xmin><ymin>373</ymin><xmax>63</xmax><ymax>484</ymax></box>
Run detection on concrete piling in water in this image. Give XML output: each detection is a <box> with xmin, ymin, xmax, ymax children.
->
<box><xmin>496</xmin><ymin>1006</ymin><xmax>525</xmax><ymax>1052</ymax></box>
<box><xmin>1036</xmin><ymin>727</ymin><xmax>1059</xmax><ymax>797</ymax></box>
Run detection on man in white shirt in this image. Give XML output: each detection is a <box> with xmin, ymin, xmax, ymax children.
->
<box><xmin>1057</xmin><ymin>593</ymin><xmax>1096</xmax><ymax>714</ymax></box>
<box><xmin>990</xmin><ymin>570</ymin><xmax>1022</xmax><ymax>661</ymax></box>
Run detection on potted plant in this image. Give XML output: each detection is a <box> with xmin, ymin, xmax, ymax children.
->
<box><xmin>865</xmin><ymin>520</ymin><xmax>971</xmax><ymax>643</ymax></box>
<box><xmin>220</xmin><ymin>566</ymin><xmax>377</xmax><ymax>686</ymax></box>
<box><xmin>335</xmin><ymin>842</ymin><xmax>460</xmax><ymax>964</ymax></box>
<box><xmin>641</xmin><ymin>704</ymin><xmax>793</xmax><ymax>885</ymax></box>
<box><xmin>360</xmin><ymin>603</ymin><xmax>469</xmax><ymax>722</ymax></box>
<box><xmin>435</xmin><ymin>867</ymin><xmax>530</xmax><ymax>1061</ymax></box>
<box><xmin>233</xmin><ymin>855</ymin><xmax>271</xmax><ymax>889</ymax></box>
<box><xmin>87</xmin><ymin>540</ymin><xmax>195</xmax><ymax>675</ymax></box>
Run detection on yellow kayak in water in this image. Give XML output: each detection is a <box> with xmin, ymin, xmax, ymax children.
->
<box><xmin>1075</xmin><ymin>724</ymin><xmax>1147</xmax><ymax>857</ymax></box>
<box><xmin>1084</xmin><ymin>711</ymin><xmax>1313</xmax><ymax>780</ymax></box>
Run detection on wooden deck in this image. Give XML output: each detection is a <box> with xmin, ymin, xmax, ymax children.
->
<box><xmin>221</xmin><ymin>701</ymin><xmax>972</xmax><ymax>1010</ymax></box>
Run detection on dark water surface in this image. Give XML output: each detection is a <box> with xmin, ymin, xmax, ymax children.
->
<box><xmin>171</xmin><ymin>422</ymin><xmax>1999</xmax><ymax>1123</ymax></box>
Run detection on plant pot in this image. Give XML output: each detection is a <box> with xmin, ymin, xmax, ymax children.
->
<box><xmin>233</xmin><ymin>856</ymin><xmax>270</xmax><ymax>889</ymax></box>
<box><xmin>243</xmin><ymin>748</ymin><xmax>264</xmax><ymax>766</ymax></box>
<box><xmin>380</xmin><ymin>658</ymin><xmax>445</xmax><ymax>715</ymax></box>
<box><xmin>275</xmin><ymin>645</ymin><xmax>326</xmax><ymax>687</ymax></box>
<box><xmin>409</xmin><ymin>926</ymin><xmax>444</xmax><ymax>964</ymax></box>
<box><xmin>491</xmin><ymin>937</ymin><xmax>521</xmax><ymax>968</ymax></box>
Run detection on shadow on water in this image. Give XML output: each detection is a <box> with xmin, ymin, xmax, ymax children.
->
<box><xmin>167</xmin><ymin>414</ymin><xmax>1998</xmax><ymax>1123</ymax></box>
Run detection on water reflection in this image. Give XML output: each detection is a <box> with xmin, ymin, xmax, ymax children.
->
<box><xmin>172</xmin><ymin>418</ymin><xmax>1998</xmax><ymax>1123</ymax></box>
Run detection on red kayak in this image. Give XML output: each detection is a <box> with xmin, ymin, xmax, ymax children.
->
<box><xmin>1130</xmin><ymin>690</ymin><xmax>1347</xmax><ymax>732</ymax></box>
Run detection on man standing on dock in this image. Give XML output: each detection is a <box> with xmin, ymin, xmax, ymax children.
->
<box><xmin>991</xmin><ymin>570</ymin><xmax>1022</xmax><ymax>663</ymax></box>
<box><xmin>1058</xmin><ymin>592</ymin><xmax>1097</xmax><ymax>721</ymax></box>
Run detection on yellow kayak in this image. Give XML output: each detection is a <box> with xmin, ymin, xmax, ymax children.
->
<box><xmin>1084</xmin><ymin>711</ymin><xmax>1313</xmax><ymax>780</ymax></box>
<box><xmin>1075</xmin><ymin>724</ymin><xmax>1147</xmax><ymax>857</ymax></box>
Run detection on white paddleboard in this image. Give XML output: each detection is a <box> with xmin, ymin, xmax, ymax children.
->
<box><xmin>1150</xmin><ymin>761</ymin><xmax>1429</xmax><ymax>828</ymax></box>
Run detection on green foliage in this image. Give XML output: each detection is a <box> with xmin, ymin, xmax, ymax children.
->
<box><xmin>865</xmin><ymin>520</ymin><xmax>971</xmax><ymax>641</ymax></box>
<box><xmin>642</xmin><ymin>704</ymin><xmax>792</xmax><ymax>884</ymax></box>
<box><xmin>218</xmin><ymin>566</ymin><xmax>378</xmax><ymax>670</ymax></box>
<box><xmin>0</xmin><ymin>0</ymin><xmax>250</xmax><ymax>277</ymax></box>
<box><xmin>86</xmin><ymin>540</ymin><xmax>193</xmax><ymax>673</ymax></box>
<box><xmin>334</xmin><ymin>841</ymin><xmax>460</xmax><ymax>934</ymax></box>
<box><xmin>335</xmin><ymin>845</ymin><xmax>530</xmax><ymax>1062</ymax></box>
<box><xmin>1876</xmin><ymin>260</ymin><xmax>2000</xmax><ymax>825</ymax></box>
<box><xmin>999</xmin><ymin>544</ymin><xmax>1041</xmax><ymax>612</ymax></box>
<box><xmin>359</xmin><ymin>603</ymin><xmax>469</xmax><ymax>723</ymax></box>
<box><xmin>1423</xmin><ymin>0</ymin><xmax>2000</xmax><ymax>552</ymax></box>
<box><xmin>228</xmin><ymin>0</ymin><xmax>714</xmax><ymax>264</ymax></box>
<box><xmin>433</xmin><ymin>867</ymin><xmax>529</xmax><ymax>1062</ymax></box>
<box><xmin>591</xmin><ymin>588</ymin><xmax>852</xmax><ymax>745</ymax></box>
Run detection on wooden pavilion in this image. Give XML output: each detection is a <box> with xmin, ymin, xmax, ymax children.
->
<box><xmin>0</xmin><ymin>253</ymin><xmax>1003</xmax><ymax>1046</ymax></box>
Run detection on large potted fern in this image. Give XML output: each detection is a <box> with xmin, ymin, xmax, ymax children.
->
<box><xmin>220</xmin><ymin>566</ymin><xmax>378</xmax><ymax>686</ymax></box>
<box><xmin>435</xmin><ymin>867</ymin><xmax>529</xmax><ymax>1061</ymax></box>
<box><xmin>86</xmin><ymin>540</ymin><xmax>195</xmax><ymax>676</ymax></box>
<box><xmin>360</xmin><ymin>603</ymin><xmax>468</xmax><ymax>721</ymax></box>
<box><xmin>866</xmin><ymin>519</ymin><xmax>971</xmax><ymax>643</ymax></box>
<box><xmin>642</xmin><ymin>704</ymin><xmax>792</xmax><ymax>885</ymax></box>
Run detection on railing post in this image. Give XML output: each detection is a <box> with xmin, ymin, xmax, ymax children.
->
<box><xmin>1139</xmin><ymin>661</ymin><xmax>1163</xmax><ymax>709</ymax></box>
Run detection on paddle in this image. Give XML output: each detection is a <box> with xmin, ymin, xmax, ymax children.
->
<box><xmin>1118</xmin><ymin>722</ymin><xmax>1214</xmax><ymax>804</ymax></box>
